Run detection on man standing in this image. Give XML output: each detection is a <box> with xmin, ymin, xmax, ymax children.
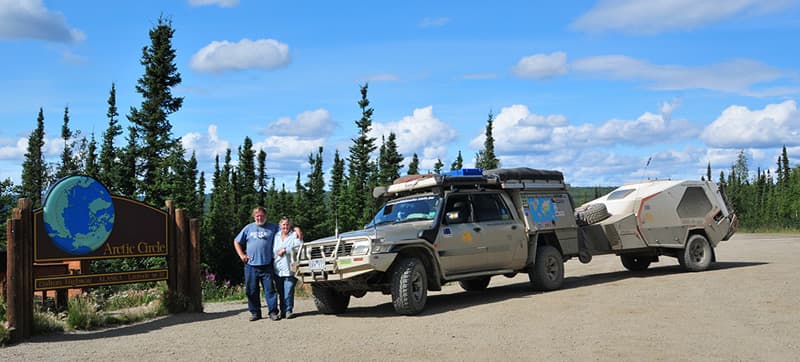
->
<box><xmin>234</xmin><ymin>206</ymin><xmax>280</xmax><ymax>321</ymax></box>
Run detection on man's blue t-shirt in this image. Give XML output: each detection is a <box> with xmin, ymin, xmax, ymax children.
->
<box><xmin>235</xmin><ymin>222</ymin><xmax>279</xmax><ymax>266</ymax></box>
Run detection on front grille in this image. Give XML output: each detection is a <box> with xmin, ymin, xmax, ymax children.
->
<box><xmin>308</xmin><ymin>242</ymin><xmax>353</xmax><ymax>259</ymax></box>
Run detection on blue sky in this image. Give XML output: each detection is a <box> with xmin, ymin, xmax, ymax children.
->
<box><xmin>1</xmin><ymin>0</ymin><xmax>799</xmax><ymax>190</ymax></box>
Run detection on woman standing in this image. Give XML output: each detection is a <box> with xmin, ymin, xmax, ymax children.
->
<box><xmin>273</xmin><ymin>216</ymin><xmax>303</xmax><ymax>319</ymax></box>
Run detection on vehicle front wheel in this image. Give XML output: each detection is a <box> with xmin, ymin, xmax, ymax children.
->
<box><xmin>311</xmin><ymin>285</ymin><xmax>350</xmax><ymax>314</ymax></box>
<box><xmin>459</xmin><ymin>276</ymin><xmax>491</xmax><ymax>291</ymax></box>
<box><xmin>620</xmin><ymin>255</ymin><xmax>652</xmax><ymax>271</ymax></box>
<box><xmin>391</xmin><ymin>257</ymin><xmax>428</xmax><ymax>315</ymax></box>
<box><xmin>529</xmin><ymin>245</ymin><xmax>564</xmax><ymax>291</ymax></box>
<box><xmin>680</xmin><ymin>234</ymin><xmax>713</xmax><ymax>272</ymax></box>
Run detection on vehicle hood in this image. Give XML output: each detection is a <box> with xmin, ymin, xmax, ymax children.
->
<box><xmin>309</xmin><ymin>221</ymin><xmax>433</xmax><ymax>243</ymax></box>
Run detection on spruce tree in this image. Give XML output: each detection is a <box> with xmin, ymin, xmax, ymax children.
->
<box><xmin>21</xmin><ymin>108</ymin><xmax>47</xmax><ymax>207</ymax></box>
<box><xmin>99</xmin><ymin>83</ymin><xmax>123</xmax><ymax>192</ymax></box>
<box><xmin>203</xmin><ymin>149</ymin><xmax>240</xmax><ymax>283</ymax></box>
<box><xmin>475</xmin><ymin>111</ymin><xmax>499</xmax><ymax>170</ymax></box>
<box><xmin>0</xmin><ymin>178</ymin><xmax>14</xmax><ymax>247</ymax></box>
<box><xmin>407</xmin><ymin>153</ymin><xmax>420</xmax><ymax>175</ymax></box>
<box><xmin>57</xmin><ymin>106</ymin><xmax>80</xmax><ymax>178</ymax></box>
<box><xmin>128</xmin><ymin>16</ymin><xmax>184</xmax><ymax>206</ymax></box>
<box><xmin>706</xmin><ymin>162</ymin><xmax>712</xmax><ymax>182</ymax></box>
<box><xmin>450</xmin><ymin>150</ymin><xmax>463</xmax><ymax>170</ymax></box>
<box><xmin>378</xmin><ymin>132</ymin><xmax>403</xmax><ymax>185</ymax></box>
<box><xmin>85</xmin><ymin>133</ymin><xmax>99</xmax><ymax>178</ymax></box>
<box><xmin>237</xmin><ymin>137</ymin><xmax>258</xmax><ymax>223</ymax></box>
<box><xmin>434</xmin><ymin>158</ymin><xmax>444</xmax><ymax>174</ymax></box>
<box><xmin>302</xmin><ymin>147</ymin><xmax>328</xmax><ymax>240</ymax></box>
<box><xmin>257</xmin><ymin>149</ymin><xmax>267</xmax><ymax>206</ymax></box>
<box><xmin>345</xmin><ymin>84</ymin><xmax>377</xmax><ymax>229</ymax></box>
<box><xmin>330</xmin><ymin>150</ymin><xmax>346</xmax><ymax>233</ymax></box>
<box><xmin>117</xmin><ymin>127</ymin><xmax>138</xmax><ymax>197</ymax></box>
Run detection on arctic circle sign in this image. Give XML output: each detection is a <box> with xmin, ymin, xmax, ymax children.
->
<box><xmin>34</xmin><ymin>175</ymin><xmax>168</xmax><ymax>262</ymax></box>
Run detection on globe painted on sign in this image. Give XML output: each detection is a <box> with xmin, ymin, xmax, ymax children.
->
<box><xmin>43</xmin><ymin>175</ymin><xmax>115</xmax><ymax>255</ymax></box>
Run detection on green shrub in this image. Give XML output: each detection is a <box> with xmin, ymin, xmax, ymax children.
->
<box><xmin>0</xmin><ymin>323</ymin><xmax>9</xmax><ymax>346</ymax></box>
<box><xmin>33</xmin><ymin>310</ymin><xmax>65</xmax><ymax>335</ymax></box>
<box><xmin>67</xmin><ymin>294</ymin><xmax>104</xmax><ymax>330</ymax></box>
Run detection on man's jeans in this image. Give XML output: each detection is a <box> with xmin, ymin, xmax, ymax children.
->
<box><xmin>244</xmin><ymin>264</ymin><xmax>278</xmax><ymax>317</ymax></box>
<box><xmin>275</xmin><ymin>275</ymin><xmax>297</xmax><ymax>315</ymax></box>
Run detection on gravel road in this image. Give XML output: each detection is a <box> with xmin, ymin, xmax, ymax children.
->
<box><xmin>2</xmin><ymin>233</ymin><xmax>799</xmax><ymax>361</ymax></box>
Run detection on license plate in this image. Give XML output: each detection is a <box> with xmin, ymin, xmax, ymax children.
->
<box><xmin>309</xmin><ymin>258</ymin><xmax>325</xmax><ymax>271</ymax></box>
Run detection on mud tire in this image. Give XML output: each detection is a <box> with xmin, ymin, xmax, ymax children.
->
<box><xmin>391</xmin><ymin>257</ymin><xmax>428</xmax><ymax>315</ymax></box>
<box><xmin>680</xmin><ymin>234</ymin><xmax>713</xmax><ymax>272</ymax></box>
<box><xmin>311</xmin><ymin>285</ymin><xmax>351</xmax><ymax>314</ymax></box>
<box><xmin>529</xmin><ymin>245</ymin><xmax>564</xmax><ymax>291</ymax></box>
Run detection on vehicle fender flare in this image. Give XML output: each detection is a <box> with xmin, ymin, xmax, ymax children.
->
<box><xmin>393</xmin><ymin>243</ymin><xmax>443</xmax><ymax>291</ymax></box>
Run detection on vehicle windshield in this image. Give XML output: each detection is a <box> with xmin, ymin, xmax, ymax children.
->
<box><xmin>367</xmin><ymin>195</ymin><xmax>441</xmax><ymax>227</ymax></box>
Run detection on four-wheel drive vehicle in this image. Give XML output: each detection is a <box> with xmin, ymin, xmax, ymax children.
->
<box><xmin>293</xmin><ymin>168</ymin><xmax>737</xmax><ymax>315</ymax></box>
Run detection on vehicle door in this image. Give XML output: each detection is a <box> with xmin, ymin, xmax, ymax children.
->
<box><xmin>435</xmin><ymin>194</ymin><xmax>487</xmax><ymax>275</ymax></box>
<box><xmin>472</xmin><ymin>192</ymin><xmax>525</xmax><ymax>269</ymax></box>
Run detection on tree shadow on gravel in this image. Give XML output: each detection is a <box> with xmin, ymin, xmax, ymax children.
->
<box><xmin>329</xmin><ymin>261</ymin><xmax>766</xmax><ymax>318</ymax></box>
<box><xmin>20</xmin><ymin>305</ymin><xmax>247</xmax><ymax>344</ymax></box>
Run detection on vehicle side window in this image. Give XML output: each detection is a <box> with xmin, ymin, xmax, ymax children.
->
<box><xmin>473</xmin><ymin>193</ymin><xmax>511</xmax><ymax>222</ymax></box>
<box><xmin>443</xmin><ymin>195</ymin><xmax>471</xmax><ymax>224</ymax></box>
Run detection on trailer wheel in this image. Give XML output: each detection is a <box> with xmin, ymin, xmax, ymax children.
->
<box><xmin>529</xmin><ymin>245</ymin><xmax>564</xmax><ymax>291</ymax></box>
<box><xmin>391</xmin><ymin>257</ymin><xmax>428</xmax><ymax>315</ymax></box>
<box><xmin>311</xmin><ymin>285</ymin><xmax>351</xmax><ymax>314</ymax></box>
<box><xmin>459</xmin><ymin>276</ymin><xmax>491</xmax><ymax>291</ymax></box>
<box><xmin>680</xmin><ymin>234</ymin><xmax>713</xmax><ymax>272</ymax></box>
<box><xmin>575</xmin><ymin>203</ymin><xmax>611</xmax><ymax>225</ymax></box>
<box><xmin>620</xmin><ymin>255</ymin><xmax>652</xmax><ymax>271</ymax></box>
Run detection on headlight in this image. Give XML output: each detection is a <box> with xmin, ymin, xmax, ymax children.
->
<box><xmin>351</xmin><ymin>240</ymin><xmax>371</xmax><ymax>255</ymax></box>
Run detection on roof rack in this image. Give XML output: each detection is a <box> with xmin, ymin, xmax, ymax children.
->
<box><xmin>374</xmin><ymin>167</ymin><xmax>566</xmax><ymax>197</ymax></box>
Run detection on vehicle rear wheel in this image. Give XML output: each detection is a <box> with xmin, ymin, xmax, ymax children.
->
<box><xmin>680</xmin><ymin>234</ymin><xmax>713</xmax><ymax>272</ymax></box>
<box><xmin>311</xmin><ymin>285</ymin><xmax>350</xmax><ymax>314</ymax></box>
<box><xmin>620</xmin><ymin>254</ymin><xmax>652</xmax><ymax>271</ymax></box>
<box><xmin>459</xmin><ymin>276</ymin><xmax>491</xmax><ymax>291</ymax></box>
<box><xmin>391</xmin><ymin>257</ymin><xmax>428</xmax><ymax>315</ymax></box>
<box><xmin>529</xmin><ymin>245</ymin><xmax>564</xmax><ymax>291</ymax></box>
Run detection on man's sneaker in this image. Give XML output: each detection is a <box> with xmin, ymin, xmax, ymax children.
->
<box><xmin>249</xmin><ymin>315</ymin><xmax>261</xmax><ymax>322</ymax></box>
<box><xmin>268</xmin><ymin>313</ymin><xmax>280</xmax><ymax>321</ymax></box>
<box><xmin>285</xmin><ymin>312</ymin><xmax>295</xmax><ymax>319</ymax></box>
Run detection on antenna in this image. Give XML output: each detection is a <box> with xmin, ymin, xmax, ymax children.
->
<box><xmin>644</xmin><ymin>155</ymin><xmax>652</xmax><ymax>179</ymax></box>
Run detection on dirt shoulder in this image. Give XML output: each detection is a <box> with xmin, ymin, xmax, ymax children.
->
<box><xmin>2</xmin><ymin>233</ymin><xmax>798</xmax><ymax>361</ymax></box>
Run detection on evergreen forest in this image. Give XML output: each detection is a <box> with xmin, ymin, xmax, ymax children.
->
<box><xmin>2</xmin><ymin>18</ymin><xmax>797</xmax><ymax>286</ymax></box>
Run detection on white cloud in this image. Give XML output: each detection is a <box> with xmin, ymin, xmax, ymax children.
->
<box><xmin>181</xmin><ymin>124</ymin><xmax>231</xmax><ymax>160</ymax></box>
<box><xmin>264</xmin><ymin>109</ymin><xmax>336</xmax><ymax>138</ymax></box>
<box><xmin>471</xmin><ymin>103</ymin><xmax>698</xmax><ymax>156</ymax></box>
<box><xmin>254</xmin><ymin>136</ymin><xmax>325</xmax><ymax>163</ymax></box>
<box><xmin>188</xmin><ymin>0</ymin><xmax>239</xmax><ymax>7</ymax></box>
<box><xmin>370</xmin><ymin>106</ymin><xmax>458</xmax><ymax>162</ymax></box>
<box><xmin>571</xmin><ymin>55</ymin><xmax>791</xmax><ymax>96</ymax></box>
<box><xmin>0</xmin><ymin>0</ymin><xmax>85</xmax><ymax>42</ymax></box>
<box><xmin>419</xmin><ymin>17</ymin><xmax>451</xmax><ymax>28</ymax></box>
<box><xmin>190</xmin><ymin>38</ymin><xmax>290</xmax><ymax>73</ymax></box>
<box><xmin>701</xmin><ymin>100</ymin><xmax>800</xmax><ymax>148</ymax></box>
<box><xmin>571</xmin><ymin>0</ymin><xmax>791</xmax><ymax>34</ymax></box>
<box><xmin>511</xmin><ymin>52</ymin><xmax>568</xmax><ymax>79</ymax></box>
<box><xmin>0</xmin><ymin>137</ymin><xmax>27</xmax><ymax>159</ymax></box>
